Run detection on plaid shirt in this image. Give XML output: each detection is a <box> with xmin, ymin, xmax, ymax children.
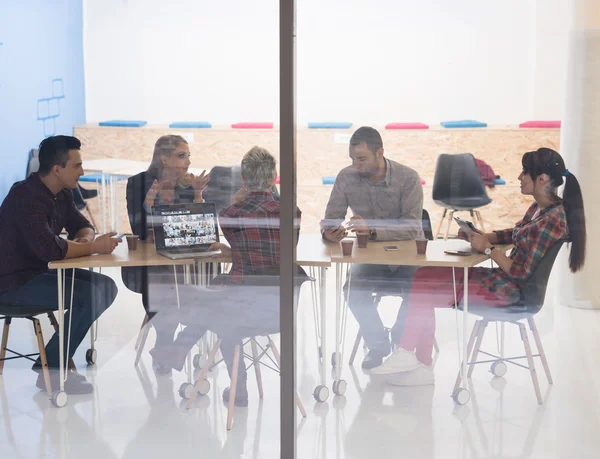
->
<box><xmin>478</xmin><ymin>202</ymin><xmax>568</xmax><ymax>302</ymax></box>
<box><xmin>0</xmin><ymin>173</ymin><xmax>93</xmax><ymax>292</ymax></box>
<box><xmin>219</xmin><ymin>191</ymin><xmax>301</xmax><ymax>284</ymax></box>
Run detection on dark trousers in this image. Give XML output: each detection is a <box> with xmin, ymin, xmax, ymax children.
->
<box><xmin>0</xmin><ymin>269</ymin><xmax>117</xmax><ymax>368</ymax></box>
<box><xmin>345</xmin><ymin>264</ymin><xmax>418</xmax><ymax>354</ymax></box>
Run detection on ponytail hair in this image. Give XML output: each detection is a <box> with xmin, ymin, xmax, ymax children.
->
<box><xmin>522</xmin><ymin>148</ymin><xmax>586</xmax><ymax>272</ymax></box>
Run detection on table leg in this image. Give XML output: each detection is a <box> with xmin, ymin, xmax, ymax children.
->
<box><xmin>332</xmin><ymin>264</ymin><xmax>348</xmax><ymax>397</ymax></box>
<box><xmin>312</xmin><ymin>266</ymin><xmax>329</xmax><ymax>403</ymax></box>
<box><xmin>452</xmin><ymin>266</ymin><xmax>471</xmax><ymax>405</ymax></box>
<box><xmin>57</xmin><ymin>269</ymin><xmax>64</xmax><ymax>392</ymax></box>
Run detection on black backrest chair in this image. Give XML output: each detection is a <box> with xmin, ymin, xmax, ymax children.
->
<box><xmin>432</xmin><ymin>153</ymin><xmax>492</xmax><ymax>239</ymax></box>
<box><xmin>422</xmin><ymin>209</ymin><xmax>434</xmax><ymax>241</ymax></box>
<box><xmin>458</xmin><ymin>241</ymin><xmax>565</xmax><ymax>405</ymax></box>
<box><xmin>26</xmin><ymin>149</ymin><xmax>40</xmax><ymax>178</ymax></box>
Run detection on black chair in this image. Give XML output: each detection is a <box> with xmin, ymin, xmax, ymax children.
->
<box><xmin>183</xmin><ymin>267</ymin><xmax>309</xmax><ymax>430</ymax></box>
<box><xmin>0</xmin><ymin>304</ymin><xmax>76</xmax><ymax>397</ymax></box>
<box><xmin>455</xmin><ymin>241</ymin><xmax>564</xmax><ymax>405</ymax></box>
<box><xmin>348</xmin><ymin>210</ymin><xmax>439</xmax><ymax>366</ymax></box>
<box><xmin>432</xmin><ymin>153</ymin><xmax>492</xmax><ymax>240</ymax></box>
<box><xmin>26</xmin><ymin>149</ymin><xmax>99</xmax><ymax>229</ymax></box>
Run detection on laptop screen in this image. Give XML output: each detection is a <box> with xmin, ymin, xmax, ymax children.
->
<box><xmin>151</xmin><ymin>202</ymin><xmax>219</xmax><ymax>250</ymax></box>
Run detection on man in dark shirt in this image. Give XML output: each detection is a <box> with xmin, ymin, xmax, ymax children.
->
<box><xmin>0</xmin><ymin>135</ymin><xmax>121</xmax><ymax>394</ymax></box>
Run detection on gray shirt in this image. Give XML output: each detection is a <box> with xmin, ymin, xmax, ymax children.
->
<box><xmin>321</xmin><ymin>158</ymin><xmax>424</xmax><ymax>241</ymax></box>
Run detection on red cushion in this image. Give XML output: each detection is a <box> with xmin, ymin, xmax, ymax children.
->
<box><xmin>231</xmin><ymin>122</ymin><xmax>274</xmax><ymax>129</ymax></box>
<box><xmin>275</xmin><ymin>176</ymin><xmax>280</xmax><ymax>184</ymax></box>
<box><xmin>519</xmin><ymin>121</ymin><xmax>561</xmax><ymax>128</ymax></box>
<box><xmin>385</xmin><ymin>122</ymin><xmax>429</xmax><ymax>130</ymax></box>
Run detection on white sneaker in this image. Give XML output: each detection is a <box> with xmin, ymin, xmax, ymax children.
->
<box><xmin>369</xmin><ymin>348</ymin><xmax>420</xmax><ymax>375</ymax></box>
<box><xmin>386</xmin><ymin>364</ymin><xmax>435</xmax><ymax>386</ymax></box>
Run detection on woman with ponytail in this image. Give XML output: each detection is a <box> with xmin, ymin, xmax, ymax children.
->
<box><xmin>369</xmin><ymin>148</ymin><xmax>586</xmax><ymax>384</ymax></box>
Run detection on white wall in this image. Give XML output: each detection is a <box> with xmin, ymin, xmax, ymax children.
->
<box><xmin>84</xmin><ymin>0</ymin><xmax>570</xmax><ymax>126</ymax></box>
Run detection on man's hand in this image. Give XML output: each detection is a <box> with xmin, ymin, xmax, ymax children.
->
<box><xmin>469</xmin><ymin>231</ymin><xmax>491</xmax><ymax>253</ymax></box>
<box><xmin>209</xmin><ymin>242</ymin><xmax>231</xmax><ymax>257</ymax></box>
<box><xmin>348</xmin><ymin>215</ymin><xmax>369</xmax><ymax>234</ymax></box>
<box><xmin>92</xmin><ymin>232</ymin><xmax>122</xmax><ymax>255</ymax></box>
<box><xmin>323</xmin><ymin>226</ymin><xmax>347</xmax><ymax>243</ymax></box>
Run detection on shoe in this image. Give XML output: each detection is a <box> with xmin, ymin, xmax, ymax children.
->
<box><xmin>222</xmin><ymin>386</ymin><xmax>249</xmax><ymax>408</ymax></box>
<box><xmin>387</xmin><ymin>364</ymin><xmax>435</xmax><ymax>386</ymax></box>
<box><xmin>36</xmin><ymin>370</ymin><xmax>94</xmax><ymax>395</ymax></box>
<box><xmin>361</xmin><ymin>350</ymin><xmax>390</xmax><ymax>370</ymax></box>
<box><xmin>151</xmin><ymin>357</ymin><xmax>173</xmax><ymax>375</ymax></box>
<box><xmin>32</xmin><ymin>364</ymin><xmax>87</xmax><ymax>382</ymax></box>
<box><xmin>149</xmin><ymin>345</ymin><xmax>188</xmax><ymax>373</ymax></box>
<box><xmin>369</xmin><ymin>348</ymin><xmax>420</xmax><ymax>375</ymax></box>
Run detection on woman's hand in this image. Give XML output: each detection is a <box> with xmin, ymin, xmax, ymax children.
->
<box><xmin>209</xmin><ymin>242</ymin><xmax>232</xmax><ymax>257</ymax></box>
<box><xmin>190</xmin><ymin>170</ymin><xmax>210</xmax><ymax>193</ymax></box>
<box><xmin>469</xmin><ymin>231</ymin><xmax>492</xmax><ymax>253</ymax></box>
<box><xmin>144</xmin><ymin>179</ymin><xmax>172</xmax><ymax>207</ymax></box>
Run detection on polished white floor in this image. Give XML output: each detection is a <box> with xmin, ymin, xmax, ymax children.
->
<box><xmin>1</xmin><ymin>266</ymin><xmax>599</xmax><ymax>459</ymax></box>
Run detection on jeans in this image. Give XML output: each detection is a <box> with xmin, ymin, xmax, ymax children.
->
<box><xmin>0</xmin><ymin>269</ymin><xmax>118</xmax><ymax>368</ymax></box>
<box><xmin>345</xmin><ymin>264</ymin><xmax>418</xmax><ymax>354</ymax></box>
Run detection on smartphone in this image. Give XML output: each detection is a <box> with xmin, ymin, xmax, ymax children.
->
<box><xmin>454</xmin><ymin>217</ymin><xmax>478</xmax><ymax>234</ymax></box>
<box><xmin>384</xmin><ymin>245</ymin><xmax>399</xmax><ymax>251</ymax></box>
<box><xmin>444</xmin><ymin>249</ymin><xmax>472</xmax><ymax>256</ymax></box>
<box><xmin>113</xmin><ymin>233</ymin><xmax>125</xmax><ymax>239</ymax></box>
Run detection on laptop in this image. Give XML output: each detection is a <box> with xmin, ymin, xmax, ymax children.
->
<box><xmin>151</xmin><ymin>202</ymin><xmax>221</xmax><ymax>260</ymax></box>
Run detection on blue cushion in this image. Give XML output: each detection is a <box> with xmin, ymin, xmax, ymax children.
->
<box><xmin>308</xmin><ymin>122</ymin><xmax>353</xmax><ymax>129</ymax></box>
<box><xmin>79</xmin><ymin>173</ymin><xmax>127</xmax><ymax>182</ymax></box>
<box><xmin>322</xmin><ymin>176</ymin><xmax>336</xmax><ymax>185</ymax></box>
<box><xmin>169</xmin><ymin>121</ymin><xmax>212</xmax><ymax>129</ymax></box>
<box><xmin>99</xmin><ymin>120</ymin><xmax>147</xmax><ymax>127</ymax></box>
<box><xmin>441</xmin><ymin>120</ymin><xmax>487</xmax><ymax>128</ymax></box>
<box><xmin>494</xmin><ymin>178</ymin><xmax>506</xmax><ymax>185</ymax></box>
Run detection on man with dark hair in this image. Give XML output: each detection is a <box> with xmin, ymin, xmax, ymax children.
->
<box><xmin>0</xmin><ymin>135</ymin><xmax>121</xmax><ymax>394</ymax></box>
<box><xmin>321</xmin><ymin>126</ymin><xmax>424</xmax><ymax>370</ymax></box>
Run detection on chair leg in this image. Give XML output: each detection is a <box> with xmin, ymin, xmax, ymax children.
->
<box><xmin>468</xmin><ymin>320</ymin><xmax>488</xmax><ymax>378</ymax></box>
<box><xmin>250</xmin><ymin>338</ymin><xmax>264</xmax><ymax>399</ymax></box>
<box><xmin>134</xmin><ymin>320</ymin><xmax>152</xmax><ymax>366</ymax></box>
<box><xmin>134</xmin><ymin>314</ymin><xmax>150</xmax><ymax>351</ymax></box>
<box><xmin>186</xmin><ymin>338</ymin><xmax>222</xmax><ymax>410</ymax></box>
<box><xmin>527</xmin><ymin>317</ymin><xmax>553</xmax><ymax>384</ymax></box>
<box><xmin>47</xmin><ymin>313</ymin><xmax>77</xmax><ymax>372</ymax></box>
<box><xmin>268</xmin><ymin>337</ymin><xmax>307</xmax><ymax>418</ymax></box>
<box><xmin>475</xmin><ymin>211</ymin><xmax>485</xmax><ymax>232</ymax></box>
<box><xmin>227</xmin><ymin>344</ymin><xmax>242</xmax><ymax>430</ymax></box>
<box><xmin>434</xmin><ymin>209</ymin><xmax>447</xmax><ymax>240</ymax></box>
<box><xmin>32</xmin><ymin>319</ymin><xmax>53</xmax><ymax>397</ymax></box>
<box><xmin>349</xmin><ymin>331</ymin><xmax>362</xmax><ymax>366</ymax></box>
<box><xmin>0</xmin><ymin>318</ymin><xmax>11</xmax><ymax>375</ymax></box>
<box><xmin>519</xmin><ymin>322</ymin><xmax>543</xmax><ymax>404</ymax></box>
<box><xmin>443</xmin><ymin>210</ymin><xmax>454</xmax><ymax>241</ymax></box>
<box><xmin>454</xmin><ymin>320</ymin><xmax>480</xmax><ymax>392</ymax></box>
<box><xmin>85</xmin><ymin>207</ymin><xmax>99</xmax><ymax>232</ymax></box>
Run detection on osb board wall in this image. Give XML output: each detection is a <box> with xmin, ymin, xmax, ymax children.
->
<box><xmin>74</xmin><ymin>124</ymin><xmax>561</xmax><ymax>236</ymax></box>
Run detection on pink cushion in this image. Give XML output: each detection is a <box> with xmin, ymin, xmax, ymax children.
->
<box><xmin>385</xmin><ymin>122</ymin><xmax>429</xmax><ymax>130</ymax></box>
<box><xmin>231</xmin><ymin>122</ymin><xmax>274</xmax><ymax>129</ymax></box>
<box><xmin>275</xmin><ymin>176</ymin><xmax>280</xmax><ymax>184</ymax></box>
<box><xmin>421</xmin><ymin>178</ymin><xmax>426</xmax><ymax>185</ymax></box>
<box><xmin>519</xmin><ymin>121</ymin><xmax>561</xmax><ymax>128</ymax></box>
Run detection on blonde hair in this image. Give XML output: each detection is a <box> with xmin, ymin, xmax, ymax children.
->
<box><xmin>147</xmin><ymin>135</ymin><xmax>188</xmax><ymax>177</ymax></box>
<box><xmin>241</xmin><ymin>146</ymin><xmax>277</xmax><ymax>191</ymax></box>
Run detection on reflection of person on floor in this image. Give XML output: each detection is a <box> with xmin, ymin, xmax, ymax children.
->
<box><xmin>121</xmin><ymin>375</ymin><xmax>223</xmax><ymax>458</ymax></box>
<box><xmin>344</xmin><ymin>380</ymin><xmax>435</xmax><ymax>459</ymax></box>
<box><xmin>0</xmin><ymin>135</ymin><xmax>120</xmax><ymax>395</ymax></box>
<box><xmin>371</xmin><ymin>148</ymin><xmax>587</xmax><ymax>385</ymax></box>
<box><xmin>151</xmin><ymin>146</ymin><xmax>304</xmax><ymax>407</ymax></box>
<box><xmin>321</xmin><ymin>126</ymin><xmax>424</xmax><ymax>370</ymax></box>
<box><xmin>122</xmin><ymin>135</ymin><xmax>210</xmax><ymax>373</ymax></box>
